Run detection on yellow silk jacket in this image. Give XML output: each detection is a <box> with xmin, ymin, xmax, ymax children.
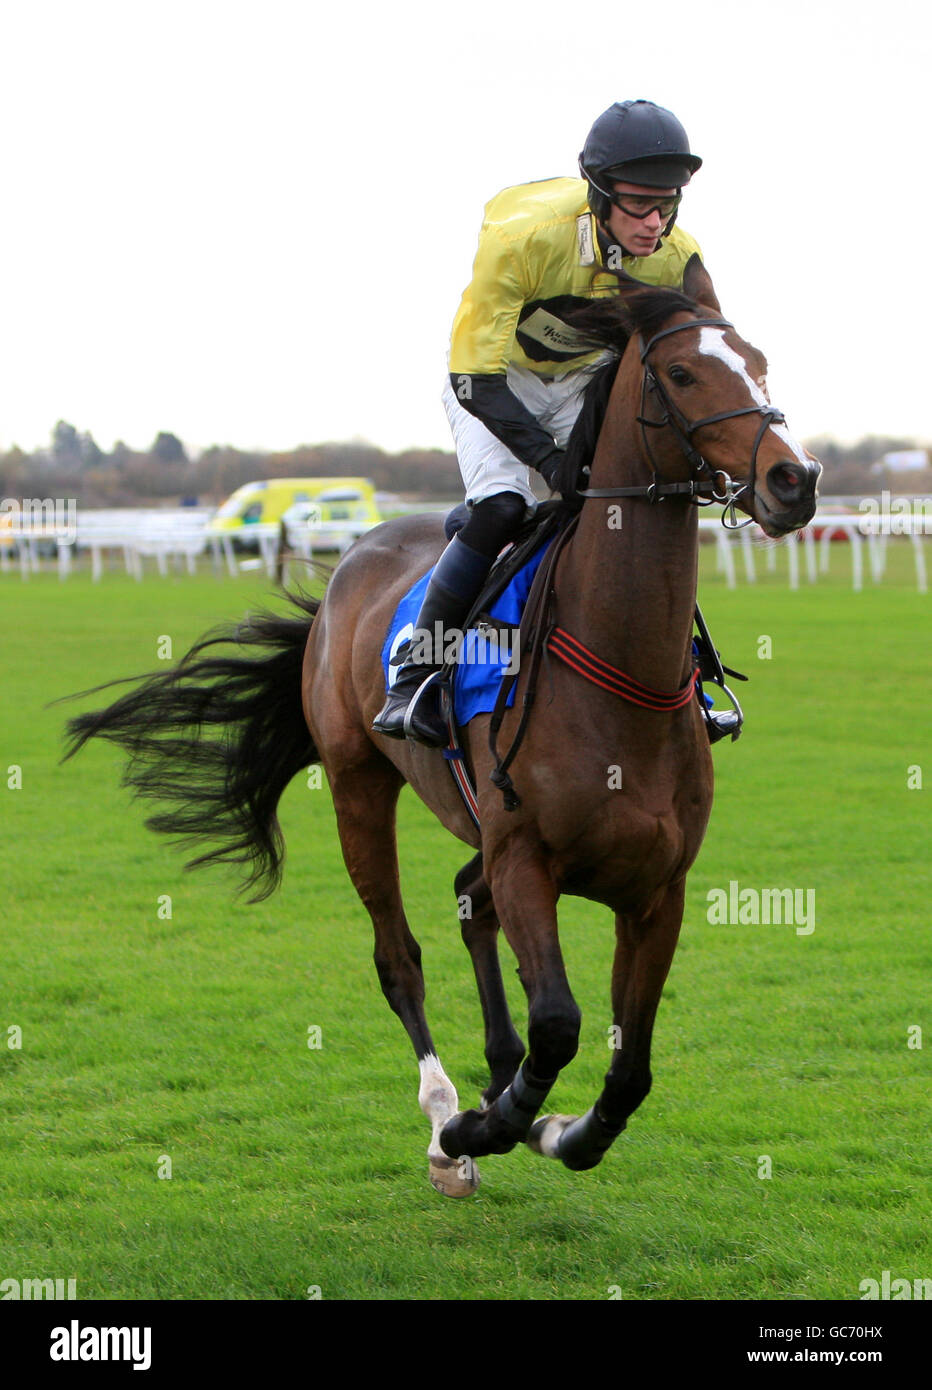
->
<box><xmin>449</xmin><ymin>177</ymin><xmax>704</xmax><ymax>379</ymax></box>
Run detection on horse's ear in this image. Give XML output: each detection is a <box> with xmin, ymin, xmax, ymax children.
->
<box><xmin>683</xmin><ymin>253</ymin><xmax>723</xmax><ymax>312</ymax></box>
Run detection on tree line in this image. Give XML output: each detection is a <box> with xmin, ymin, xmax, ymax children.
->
<box><xmin>0</xmin><ymin>420</ymin><xmax>927</xmax><ymax>507</ymax></box>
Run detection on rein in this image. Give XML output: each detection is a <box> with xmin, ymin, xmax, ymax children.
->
<box><xmin>487</xmin><ymin>314</ymin><xmax>768</xmax><ymax>811</ymax></box>
<box><xmin>486</xmin><ymin>507</ymin><xmax>700</xmax><ymax>812</ymax></box>
<box><xmin>488</xmin><ymin>515</ymin><xmax>578</xmax><ymax>811</ymax></box>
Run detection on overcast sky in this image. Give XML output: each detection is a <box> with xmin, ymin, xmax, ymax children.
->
<box><xmin>1</xmin><ymin>0</ymin><xmax>929</xmax><ymax>458</ymax></box>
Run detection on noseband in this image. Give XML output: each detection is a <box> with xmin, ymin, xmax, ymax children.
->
<box><xmin>578</xmin><ymin>316</ymin><xmax>785</xmax><ymax>529</ymax></box>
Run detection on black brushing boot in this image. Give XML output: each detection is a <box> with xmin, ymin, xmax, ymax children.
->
<box><xmin>372</xmin><ymin>535</ymin><xmax>494</xmax><ymax>745</ymax></box>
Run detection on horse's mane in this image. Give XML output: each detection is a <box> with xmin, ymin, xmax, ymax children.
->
<box><xmin>554</xmin><ymin>279</ymin><xmax>701</xmax><ymax>501</ymax></box>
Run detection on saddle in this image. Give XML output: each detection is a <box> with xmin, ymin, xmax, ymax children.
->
<box><xmin>443</xmin><ymin>498</ymin><xmax>571</xmax><ymax>637</ymax></box>
<box><xmin>398</xmin><ymin>500</ymin><xmax>747</xmax><ymax>823</ymax></box>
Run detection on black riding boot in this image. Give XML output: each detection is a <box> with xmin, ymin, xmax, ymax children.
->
<box><xmin>372</xmin><ymin>534</ymin><xmax>494</xmax><ymax>745</ymax></box>
<box><xmin>706</xmin><ymin>708</ymin><xmax>742</xmax><ymax>743</ymax></box>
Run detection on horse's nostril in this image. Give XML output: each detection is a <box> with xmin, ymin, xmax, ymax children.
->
<box><xmin>768</xmin><ymin>461</ymin><xmax>808</xmax><ymax>502</ymax></box>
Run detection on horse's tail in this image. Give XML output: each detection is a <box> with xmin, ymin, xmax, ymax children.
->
<box><xmin>62</xmin><ymin>590</ymin><xmax>321</xmax><ymax>901</ymax></box>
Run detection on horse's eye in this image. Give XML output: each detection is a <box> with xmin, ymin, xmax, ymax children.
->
<box><xmin>668</xmin><ymin>365</ymin><xmax>694</xmax><ymax>387</ymax></box>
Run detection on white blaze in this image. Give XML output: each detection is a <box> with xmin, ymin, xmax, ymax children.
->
<box><xmin>697</xmin><ymin>327</ymin><xmax>810</xmax><ymax>467</ymax></box>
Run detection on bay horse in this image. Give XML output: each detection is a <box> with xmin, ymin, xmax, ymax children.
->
<box><xmin>64</xmin><ymin>264</ymin><xmax>820</xmax><ymax>1197</ymax></box>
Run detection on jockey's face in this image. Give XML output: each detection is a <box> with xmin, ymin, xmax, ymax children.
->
<box><xmin>604</xmin><ymin>181</ymin><xmax>679</xmax><ymax>258</ymax></box>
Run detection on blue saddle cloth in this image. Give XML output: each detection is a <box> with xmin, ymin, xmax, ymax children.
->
<box><xmin>381</xmin><ymin>541</ymin><xmax>552</xmax><ymax>728</ymax></box>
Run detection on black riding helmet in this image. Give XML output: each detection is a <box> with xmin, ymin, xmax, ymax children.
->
<box><xmin>579</xmin><ymin>99</ymin><xmax>702</xmax><ymax>224</ymax></box>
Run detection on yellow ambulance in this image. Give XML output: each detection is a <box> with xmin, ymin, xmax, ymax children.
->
<box><xmin>207</xmin><ymin>478</ymin><xmax>381</xmax><ymax>548</ymax></box>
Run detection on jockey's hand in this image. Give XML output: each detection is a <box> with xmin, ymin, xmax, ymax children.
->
<box><xmin>538</xmin><ymin>448</ymin><xmax>567</xmax><ymax>494</ymax></box>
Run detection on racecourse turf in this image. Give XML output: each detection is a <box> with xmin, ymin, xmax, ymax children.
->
<box><xmin>1</xmin><ymin>538</ymin><xmax>929</xmax><ymax>1301</ymax></box>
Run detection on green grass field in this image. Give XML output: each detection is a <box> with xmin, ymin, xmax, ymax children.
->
<box><xmin>1</xmin><ymin>540</ymin><xmax>929</xmax><ymax>1301</ymax></box>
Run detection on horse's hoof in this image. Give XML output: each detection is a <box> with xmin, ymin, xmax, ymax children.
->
<box><xmin>428</xmin><ymin>1152</ymin><xmax>480</xmax><ymax>1198</ymax></box>
<box><xmin>526</xmin><ymin>1113</ymin><xmax>577</xmax><ymax>1159</ymax></box>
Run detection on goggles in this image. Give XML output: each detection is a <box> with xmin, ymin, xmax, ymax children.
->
<box><xmin>610</xmin><ymin>191</ymin><xmax>682</xmax><ymax>220</ymax></box>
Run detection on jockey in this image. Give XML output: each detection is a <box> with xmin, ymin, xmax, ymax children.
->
<box><xmin>374</xmin><ymin>99</ymin><xmax>736</xmax><ymax>745</ymax></box>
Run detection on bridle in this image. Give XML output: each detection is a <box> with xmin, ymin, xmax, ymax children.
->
<box><xmin>578</xmin><ymin>315</ymin><xmax>786</xmax><ymax>530</ymax></box>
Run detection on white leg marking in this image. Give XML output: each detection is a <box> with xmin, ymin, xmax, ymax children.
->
<box><xmin>418</xmin><ymin>1054</ymin><xmax>479</xmax><ymax>1197</ymax></box>
<box><xmin>526</xmin><ymin>1113</ymin><xmax>577</xmax><ymax>1160</ymax></box>
<box><xmin>418</xmin><ymin>1053</ymin><xmax>460</xmax><ymax>1151</ymax></box>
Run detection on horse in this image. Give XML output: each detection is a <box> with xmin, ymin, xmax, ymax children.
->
<box><xmin>64</xmin><ymin>263</ymin><xmax>820</xmax><ymax>1198</ymax></box>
